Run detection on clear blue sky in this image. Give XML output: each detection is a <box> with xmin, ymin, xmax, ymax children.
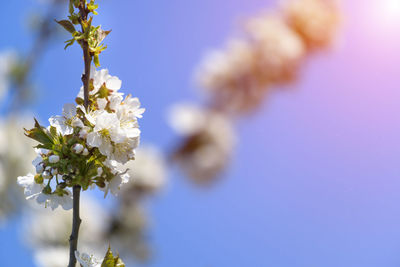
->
<box><xmin>1</xmin><ymin>0</ymin><xmax>400</xmax><ymax>266</ymax></box>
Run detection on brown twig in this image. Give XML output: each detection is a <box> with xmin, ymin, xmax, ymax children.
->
<box><xmin>68</xmin><ymin>185</ymin><xmax>82</xmax><ymax>267</ymax></box>
<box><xmin>68</xmin><ymin>1</ymin><xmax>92</xmax><ymax>266</ymax></box>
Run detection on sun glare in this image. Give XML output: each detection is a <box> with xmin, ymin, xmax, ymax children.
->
<box><xmin>380</xmin><ymin>0</ymin><xmax>400</xmax><ymax>24</ymax></box>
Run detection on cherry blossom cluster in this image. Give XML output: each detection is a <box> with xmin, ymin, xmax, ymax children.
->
<box><xmin>18</xmin><ymin>67</ymin><xmax>144</xmax><ymax>210</ymax></box>
<box><xmin>195</xmin><ymin>0</ymin><xmax>339</xmax><ymax>113</ymax></box>
<box><xmin>23</xmin><ymin>146</ymin><xmax>167</xmax><ymax>266</ymax></box>
<box><xmin>171</xmin><ymin>0</ymin><xmax>340</xmax><ymax>184</ymax></box>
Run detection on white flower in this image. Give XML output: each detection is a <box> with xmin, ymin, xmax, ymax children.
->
<box><xmin>82</xmin><ymin>148</ymin><xmax>89</xmax><ymax>156</ymax></box>
<box><xmin>75</xmin><ymin>251</ymin><xmax>101</xmax><ymax>267</ymax></box>
<box><xmin>17</xmin><ymin>173</ymin><xmax>73</xmax><ymax>210</ymax></box>
<box><xmin>72</xmin><ymin>143</ymin><xmax>84</xmax><ymax>154</ymax></box>
<box><xmin>49</xmin><ymin>104</ymin><xmax>83</xmax><ymax>135</ymax></box>
<box><xmin>36</xmin><ymin>189</ymin><xmax>73</xmax><ymax>211</ymax></box>
<box><xmin>101</xmin><ymin>171</ymin><xmax>130</xmax><ymax>197</ymax></box>
<box><xmin>77</xmin><ymin>67</ymin><xmax>122</xmax><ymax>99</ymax></box>
<box><xmin>86</xmin><ymin>111</ymin><xmax>124</xmax><ymax>156</ymax></box>
<box><xmin>17</xmin><ymin>173</ymin><xmax>44</xmax><ymax>200</ymax></box>
<box><xmin>97</xmin><ymin>167</ymin><xmax>103</xmax><ymax>176</ymax></box>
<box><xmin>79</xmin><ymin>126</ymin><xmax>90</xmax><ymax>139</ymax></box>
<box><xmin>42</xmin><ymin>171</ymin><xmax>51</xmax><ymax>179</ymax></box>
<box><xmin>110</xmin><ymin>138</ymin><xmax>139</xmax><ymax>164</ymax></box>
<box><xmin>35</xmin><ymin>164</ymin><xmax>44</xmax><ymax>174</ymax></box>
<box><xmin>51</xmin><ymin>168</ymin><xmax>58</xmax><ymax>175</ymax></box>
<box><xmin>97</xmin><ymin>98</ymin><xmax>108</xmax><ymax>110</ymax></box>
<box><xmin>48</xmin><ymin>155</ymin><xmax>60</xmax><ymax>163</ymax></box>
<box><xmin>118</xmin><ymin>95</ymin><xmax>145</xmax><ymax>119</ymax></box>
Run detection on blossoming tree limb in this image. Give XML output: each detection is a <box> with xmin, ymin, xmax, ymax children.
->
<box><xmin>18</xmin><ymin>0</ymin><xmax>144</xmax><ymax>266</ymax></box>
<box><xmin>64</xmin><ymin>0</ymin><xmax>95</xmax><ymax>265</ymax></box>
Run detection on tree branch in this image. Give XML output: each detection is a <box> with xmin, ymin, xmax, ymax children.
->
<box><xmin>68</xmin><ymin>1</ymin><xmax>92</xmax><ymax>266</ymax></box>
<box><xmin>68</xmin><ymin>185</ymin><xmax>82</xmax><ymax>267</ymax></box>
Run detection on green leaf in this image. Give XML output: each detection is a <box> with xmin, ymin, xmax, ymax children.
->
<box><xmin>49</xmin><ymin>126</ymin><xmax>58</xmax><ymax>140</ymax></box>
<box><xmin>55</xmin><ymin>19</ymin><xmax>76</xmax><ymax>34</ymax></box>
<box><xmin>24</xmin><ymin>118</ymin><xmax>54</xmax><ymax>147</ymax></box>
<box><xmin>101</xmin><ymin>247</ymin><xmax>125</xmax><ymax>267</ymax></box>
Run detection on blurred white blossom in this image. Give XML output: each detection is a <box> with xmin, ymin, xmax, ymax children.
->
<box><xmin>24</xmin><ymin>195</ymin><xmax>109</xmax><ymax>267</ymax></box>
<box><xmin>169</xmin><ymin>103</ymin><xmax>236</xmax><ymax>184</ymax></box>
<box><xmin>0</xmin><ymin>116</ymin><xmax>36</xmax><ymax>223</ymax></box>
<box><xmin>106</xmin><ymin>203</ymin><xmax>151</xmax><ymax>262</ymax></box>
<box><xmin>195</xmin><ymin>39</ymin><xmax>262</xmax><ymax>112</ymax></box>
<box><xmin>33</xmin><ymin>247</ymin><xmax>69</xmax><ymax>267</ymax></box>
<box><xmin>121</xmin><ymin>145</ymin><xmax>167</xmax><ymax>196</ymax></box>
<box><xmin>245</xmin><ymin>14</ymin><xmax>305</xmax><ymax>83</ymax></box>
<box><xmin>0</xmin><ymin>50</ymin><xmax>17</xmax><ymax>103</ymax></box>
<box><xmin>195</xmin><ymin>0</ymin><xmax>339</xmax><ymax>113</ymax></box>
<box><xmin>281</xmin><ymin>0</ymin><xmax>340</xmax><ymax>49</ymax></box>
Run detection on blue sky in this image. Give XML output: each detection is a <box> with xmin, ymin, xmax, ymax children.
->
<box><xmin>2</xmin><ymin>0</ymin><xmax>400</xmax><ymax>266</ymax></box>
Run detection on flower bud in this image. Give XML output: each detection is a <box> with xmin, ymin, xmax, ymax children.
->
<box><xmin>76</xmin><ymin>97</ymin><xmax>84</xmax><ymax>105</ymax></box>
<box><xmin>51</xmin><ymin>168</ymin><xmax>58</xmax><ymax>175</ymax></box>
<box><xmin>34</xmin><ymin>174</ymin><xmax>44</xmax><ymax>184</ymax></box>
<box><xmin>97</xmin><ymin>167</ymin><xmax>103</xmax><ymax>176</ymax></box>
<box><xmin>42</xmin><ymin>171</ymin><xmax>52</xmax><ymax>179</ymax></box>
<box><xmin>35</xmin><ymin>164</ymin><xmax>44</xmax><ymax>174</ymax></box>
<box><xmin>64</xmin><ymin>176</ymin><xmax>73</xmax><ymax>186</ymax></box>
<box><xmin>79</xmin><ymin>128</ymin><xmax>88</xmax><ymax>139</ymax></box>
<box><xmin>57</xmin><ymin>182</ymin><xmax>67</xmax><ymax>189</ymax></box>
<box><xmin>82</xmin><ymin>148</ymin><xmax>89</xmax><ymax>156</ymax></box>
<box><xmin>96</xmin><ymin>181</ymin><xmax>106</xmax><ymax>188</ymax></box>
<box><xmin>72</xmin><ymin>143</ymin><xmax>84</xmax><ymax>154</ymax></box>
<box><xmin>49</xmin><ymin>155</ymin><xmax>60</xmax><ymax>163</ymax></box>
<box><xmin>67</xmin><ymin>165</ymin><xmax>74</xmax><ymax>173</ymax></box>
<box><xmin>42</xmin><ymin>185</ymin><xmax>52</xmax><ymax>195</ymax></box>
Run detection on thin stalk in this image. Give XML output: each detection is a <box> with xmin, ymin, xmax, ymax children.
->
<box><xmin>68</xmin><ymin>1</ymin><xmax>92</xmax><ymax>266</ymax></box>
<box><xmin>68</xmin><ymin>185</ymin><xmax>82</xmax><ymax>267</ymax></box>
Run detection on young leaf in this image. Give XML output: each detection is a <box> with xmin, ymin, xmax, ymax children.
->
<box><xmin>24</xmin><ymin>118</ymin><xmax>54</xmax><ymax>147</ymax></box>
<box><xmin>55</xmin><ymin>19</ymin><xmax>76</xmax><ymax>34</ymax></box>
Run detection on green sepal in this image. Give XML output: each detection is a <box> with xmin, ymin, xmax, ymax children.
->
<box><xmin>101</xmin><ymin>246</ymin><xmax>125</xmax><ymax>267</ymax></box>
<box><xmin>69</xmin><ymin>0</ymin><xmax>75</xmax><ymax>15</ymax></box>
<box><xmin>64</xmin><ymin>38</ymin><xmax>75</xmax><ymax>50</ymax></box>
<box><xmin>93</xmin><ymin>53</ymin><xmax>100</xmax><ymax>67</ymax></box>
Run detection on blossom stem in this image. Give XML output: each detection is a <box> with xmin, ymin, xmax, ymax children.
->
<box><xmin>68</xmin><ymin>1</ymin><xmax>92</xmax><ymax>266</ymax></box>
<box><xmin>68</xmin><ymin>185</ymin><xmax>82</xmax><ymax>267</ymax></box>
<box><xmin>78</xmin><ymin>0</ymin><xmax>92</xmax><ymax>109</ymax></box>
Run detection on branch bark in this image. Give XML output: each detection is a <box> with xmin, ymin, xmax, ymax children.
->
<box><xmin>68</xmin><ymin>1</ymin><xmax>92</xmax><ymax>266</ymax></box>
<box><xmin>68</xmin><ymin>185</ymin><xmax>82</xmax><ymax>267</ymax></box>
